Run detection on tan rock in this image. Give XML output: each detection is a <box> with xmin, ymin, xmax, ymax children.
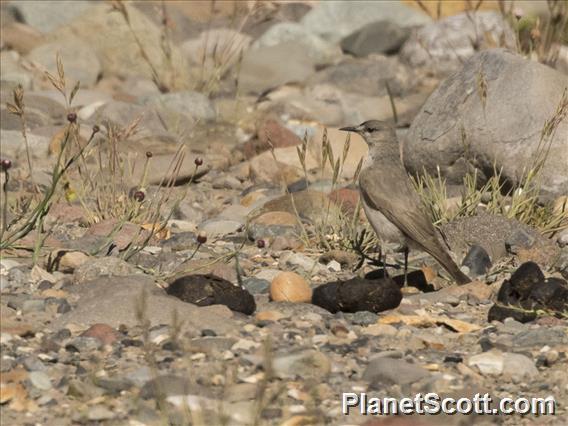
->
<box><xmin>240</xmin><ymin>191</ymin><xmax>268</xmax><ymax>208</ymax></box>
<box><xmin>270</xmin><ymin>272</ymin><xmax>312</xmax><ymax>303</ymax></box>
<box><xmin>255</xmin><ymin>310</ymin><xmax>286</xmax><ymax>322</ymax></box>
<box><xmin>553</xmin><ymin>196</ymin><xmax>567</xmax><ymax>215</ymax></box>
<box><xmin>40</xmin><ymin>289</ymin><xmax>69</xmax><ymax>299</ymax></box>
<box><xmin>421</xmin><ymin>266</ymin><xmax>437</xmax><ymax>283</ymax></box>
<box><xmin>1</xmin><ymin>22</ymin><xmax>44</xmax><ymax>54</ymax></box>
<box><xmin>251</xmin><ymin>211</ymin><xmax>298</xmax><ymax>227</ymax></box>
<box><xmin>47</xmin><ymin>250</ymin><xmax>90</xmax><ymax>273</ymax></box>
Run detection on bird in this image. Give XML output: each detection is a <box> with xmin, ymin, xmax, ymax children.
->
<box><xmin>340</xmin><ymin>120</ymin><xmax>471</xmax><ymax>285</ymax></box>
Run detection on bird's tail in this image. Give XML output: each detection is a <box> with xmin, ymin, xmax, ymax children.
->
<box><xmin>430</xmin><ymin>245</ymin><xmax>471</xmax><ymax>285</ymax></box>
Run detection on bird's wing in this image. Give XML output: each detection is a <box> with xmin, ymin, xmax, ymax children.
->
<box><xmin>359</xmin><ymin>165</ymin><xmax>441</xmax><ymax>253</ymax></box>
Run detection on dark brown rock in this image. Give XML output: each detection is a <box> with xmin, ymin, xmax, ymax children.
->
<box><xmin>489</xmin><ymin>262</ymin><xmax>568</xmax><ymax>323</ymax></box>
<box><xmin>81</xmin><ymin>323</ymin><xmax>120</xmax><ymax>346</ymax></box>
<box><xmin>312</xmin><ymin>277</ymin><xmax>402</xmax><ymax>313</ymax></box>
<box><xmin>167</xmin><ymin>274</ymin><xmax>256</xmax><ymax>315</ymax></box>
<box><xmin>242</xmin><ymin>118</ymin><xmax>302</xmax><ymax>159</ymax></box>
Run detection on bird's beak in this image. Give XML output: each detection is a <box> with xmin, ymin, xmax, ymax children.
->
<box><xmin>339</xmin><ymin>126</ymin><xmax>358</xmax><ymax>132</ymax></box>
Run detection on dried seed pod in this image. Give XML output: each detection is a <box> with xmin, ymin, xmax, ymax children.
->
<box><xmin>197</xmin><ymin>231</ymin><xmax>207</xmax><ymax>244</ymax></box>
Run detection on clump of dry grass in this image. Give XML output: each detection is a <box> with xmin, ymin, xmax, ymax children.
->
<box><xmin>268</xmin><ymin>128</ymin><xmax>378</xmax><ymax>261</ymax></box>
<box><xmin>0</xmin><ymin>54</ymin><xmax>206</xmax><ymax>265</ymax></box>
<box><xmin>0</xmin><ymin>57</ymin><xmax>97</xmax><ymax>261</ymax></box>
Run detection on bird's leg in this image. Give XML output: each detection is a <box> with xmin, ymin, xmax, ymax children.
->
<box><xmin>403</xmin><ymin>247</ymin><xmax>409</xmax><ymax>287</ymax></box>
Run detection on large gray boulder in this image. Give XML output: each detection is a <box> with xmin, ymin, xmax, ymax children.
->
<box><xmin>238</xmin><ymin>41</ymin><xmax>316</xmax><ymax>94</ymax></box>
<box><xmin>404</xmin><ymin>49</ymin><xmax>568</xmax><ymax>200</ymax></box>
<box><xmin>300</xmin><ymin>1</ymin><xmax>431</xmax><ymax>44</ymax></box>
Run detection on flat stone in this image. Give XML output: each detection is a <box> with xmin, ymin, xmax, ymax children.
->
<box><xmin>468</xmin><ymin>351</ymin><xmax>504</xmax><ymax>375</ymax></box>
<box><xmin>198</xmin><ymin>219</ymin><xmax>244</xmax><ymax>238</ymax></box>
<box><xmin>51</xmin><ymin>275</ymin><xmax>238</xmax><ymax>335</ymax></box>
<box><xmin>29</xmin><ymin>371</ymin><xmax>52</xmax><ymax>390</ymax></box>
<box><xmin>27</xmin><ymin>39</ymin><xmax>101</xmax><ymax>86</ymax></box>
<box><xmin>87</xmin><ymin>405</ymin><xmax>115</xmax><ymax>421</ymax></box>
<box><xmin>239</xmin><ymin>42</ymin><xmax>315</xmax><ymax>94</ymax></box>
<box><xmin>363</xmin><ymin>357</ymin><xmax>430</xmax><ymax>386</ymax></box>
<box><xmin>502</xmin><ymin>353</ymin><xmax>538</xmax><ymax>381</ymax></box>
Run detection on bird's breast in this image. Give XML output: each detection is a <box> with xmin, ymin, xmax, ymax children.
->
<box><xmin>361</xmin><ymin>196</ymin><xmax>408</xmax><ymax>249</ymax></box>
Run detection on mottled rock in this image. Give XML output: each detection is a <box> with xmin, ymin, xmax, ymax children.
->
<box><xmin>242</xmin><ymin>277</ymin><xmax>270</xmax><ymax>295</ymax></box>
<box><xmin>73</xmin><ymin>256</ymin><xmax>140</xmax><ymax>285</ymax></box>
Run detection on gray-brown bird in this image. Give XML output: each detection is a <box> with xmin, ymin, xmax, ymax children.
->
<box><xmin>340</xmin><ymin>120</ymin><xmax>471</xmax><ymax>285</ymax></box>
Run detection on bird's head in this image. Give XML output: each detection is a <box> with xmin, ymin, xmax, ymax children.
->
<box><xmin>339</xmin><ymin>120</ymin><xmax>394</xmax><ymax>142</ymax></box>
<box><xmin>340</xmin><ymin>120</ymin><xmax>400</xmax><ymax>163</ymax></box>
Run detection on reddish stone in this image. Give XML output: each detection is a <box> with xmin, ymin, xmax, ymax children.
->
<box><xmin>535</xmin><ymin>316</ymin><xmax>566</xmax><ymax>327</ymax></box>
<box><xmin>81</xmin><ymin>323</ymin><xmax>120</xmax><ymax>345</ymax></box>
<box><xmin>85</xmin><ymin>219</ymin><xmax>150</xmax><ymax>250</ymax></box>
<box><xmin>328</xmin><ymin>188</ymin><xmax>360</xmax><ymax>214</ymax></box>
<box><xmin>47</xmin><ymin>203</ymin><xmax>87</xmax><ymax>224</ymax></box>
<box><xmin>242</xmin><ymin>118</ymin><xmax>302</xmax><ymax>159</ymax></box>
